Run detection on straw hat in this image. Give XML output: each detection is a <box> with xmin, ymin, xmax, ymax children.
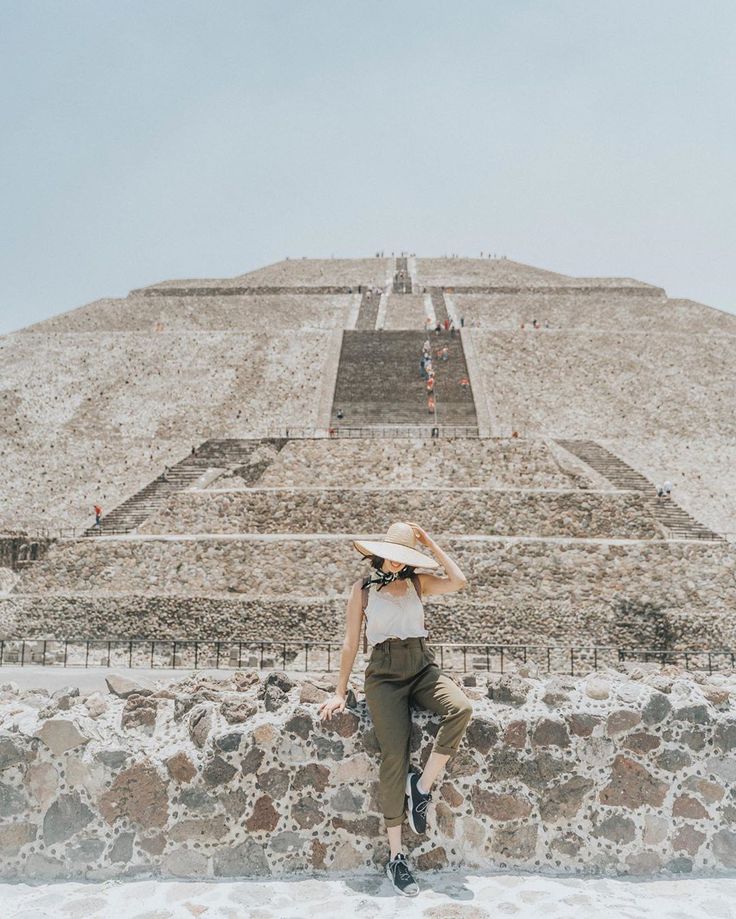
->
<box><xmin>352</xmin><ymin>521</ymin><xmax>440</xmax><ymax>569</ymax></box>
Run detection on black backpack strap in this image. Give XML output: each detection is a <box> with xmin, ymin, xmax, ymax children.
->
<box><xmin>360</xmin><ymin>576</ymin><xmax>371</xmax><ymax>654</ymax></box>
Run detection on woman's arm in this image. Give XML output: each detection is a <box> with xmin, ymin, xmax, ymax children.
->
<box><xmin>335</xmin><ymin>579</ymin><xmax>364</xmax><ymax>695</ymax></box>
<box><xmin>319</xmin><ymin>579</ymin><xmax>363</xmax><ymax>719</ymax></box>
<box><xmin>407</xmin><ymin>521</ymin><xmax>468</xmax><ymax>597</ymax></box>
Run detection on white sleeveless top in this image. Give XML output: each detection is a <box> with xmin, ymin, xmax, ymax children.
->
<box><xmin>364</xmin><ymin>578</ymin><xmax>428</xmax><ymax>647</ymax></box>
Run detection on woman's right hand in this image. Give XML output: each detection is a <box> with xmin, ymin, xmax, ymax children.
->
<box><xmin>318</xmin><ymin>691</ymin><xmax>347</xmax><ymax>721</ymax></box>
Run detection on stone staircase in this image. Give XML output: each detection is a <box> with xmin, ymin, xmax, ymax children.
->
<box><xmin>556</xmin><ymin>439</ymin><xmax>722</xmax><ymax>541</ymax></box>
<box><xmin>430</xmin><ymin>287</ymin><xmax>449</xmax><ymax>325</ymax></box>
<box><xmin>85</xmin><ymin>438</ymin><xmax>287</xmax><ymax>535</ymax></box>
<box><xmin>393</xmin><ymin>257</ymin><xmax>412</xmax><ymax>294</ymax></box>
<box><xmin>330</xmin><ymin>330</ymin><xmax>478</xmax><ymax>428</ymax></box>
<box><xmin>355</xmin><ymin>288</ymin><xmax>382</xmax><ymax>330</ymax></box>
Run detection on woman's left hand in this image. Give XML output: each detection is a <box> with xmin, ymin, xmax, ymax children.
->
<box><xmin>406</xmin><ymin>521</ymin><xmax>432</xmax><ymax>547</ymax></box>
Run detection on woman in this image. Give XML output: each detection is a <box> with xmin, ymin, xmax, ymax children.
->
<box><xmin>318</xmin><ymin>520</ymin><xmax>472</xmax><ymax>897</ymax></box>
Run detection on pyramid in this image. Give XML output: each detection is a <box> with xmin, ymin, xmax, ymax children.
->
<box><xmin>1</xmin><ymin>256</ymin><xmax>735</xmax><ymax>665</ymax></box>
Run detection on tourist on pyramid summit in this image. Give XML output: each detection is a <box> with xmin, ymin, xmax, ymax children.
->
<box><xmin>319</xmin><ymin>522</ymin><xmax>472</xmax><ymax>897</ymax></box>
<box><xmin>441</xmin><ymin>346</ymin><xmax>449</xmax><ymax>361</ymax></box>
<box><xmin>434</xmin><ymin>322</ymin><xmax>441</xmax><ymax>334</ymax></box>
<box><xmin>460</xmin><ymin>315</ymin><xmax>465</xmax><ymax>327</ymax></box>
<box><xmin>443</xmin><ymin>318</ymin><xmax>450</xmax><ymax>331</ymax></box>
<box><xmin>426</xmin><ymin>378</ymin><xmax>434</xmax><ymax>393</ymax></box>
<box><xmin>93</xmin><ymin>504</ymin><xmax>102</xmax><ymax>527</ymax></box>
<box><xmin>427</xmin><ymin>394</ymin><xmax>435</xmax><ymax>413</ymax></box>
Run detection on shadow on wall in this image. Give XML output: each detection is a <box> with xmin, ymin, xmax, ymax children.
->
<box><xmin>614</xmin><ymin>599</ymin><xmax>677</xmax><ymax>650</ymax></box>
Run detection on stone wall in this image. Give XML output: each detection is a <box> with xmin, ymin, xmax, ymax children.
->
<box><xmin>0</xmin><ymin>665</ymin><xmax>735</xmax><ymax>880</ymax></box>
<box><xmin>2</xmin><ymin>590</ymin><xmax>735</xmax><ymax>651</ymax></box>
<box><xmin>252</xmin><ymin>438</ymin><xmax>589</xmax><ymax>489</ymax></box>
<box><xmin>0</xmin><ymin>535</ymin><xmax>54</xmax><ymax>570</ymax></box>
<box><xmin>453</xmin><ymin>293</ymin><xmax>732</xmax><ymax>334</ymax></box>
<box><xmin>382</xmin><ymin>294</ymin><xmax>428</xmax><ymax>330</ymax></box>
<box><xmin>470</xmin><ymin>331</ymin><xmax>736</xmax><ymax>442</ymax></box>
<box><xmin>0</xmin><ymin>331</ymin><xmax>336</xmax><ymax>532</ymax></box>
<box><xmin>232</xmin><ymin>258</ymin><xmax>394</xmax><ymax>288</ymax></box>
<box><xmin>414</xmin><ymin>257</ymin><xmax>584</xmax><ymax>287</ymax></box>
<box><xmin>22</xmin><ymin>294</ymin><xmax>353</xmax><ymax>334</ymax></box>
<box><xmin>5</xmin><ymin>538</ymin><xmax>735</xmax><ymax>648</ymax></box>
<box><xmin>138</xmin><ymin>286</ymin><xmax>356</xmax><ymax>297</ymax></box>
<box><xmin>139</xmin><ymin>489</ymin><xmax>659</xmax><ymax>539</ymax></box>
<box><xmin>14</xmin><ymin>537</ymin><xmax>733</xmax><ymax>605</ymax></box>
<box><xmin>465</xmin><ymin>325</ymin><xmax>736</xmax><ymax>535</ymax></box>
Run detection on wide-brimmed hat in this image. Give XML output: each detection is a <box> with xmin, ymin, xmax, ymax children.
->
<box><xmin>352</xmin><ymin>521</ymin><xmax>440</xmax><ymax>569</ymax></box>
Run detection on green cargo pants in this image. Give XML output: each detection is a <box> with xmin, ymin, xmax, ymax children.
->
<box><xmin>364</xmin><ymin>636</ymin><xmax>473</xmax><ymax>828</ymax></box>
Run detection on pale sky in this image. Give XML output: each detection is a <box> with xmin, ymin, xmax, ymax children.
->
<box><xmin>1</xmin><ymin>0</ymin><xmax>735</xmax><ymax>335</ymax></box>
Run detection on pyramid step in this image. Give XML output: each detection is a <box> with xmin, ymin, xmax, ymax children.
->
<box><xmin>555</xmin><ymin>439</ymin><xmax>723</xmax><ymax>542</ymax></box>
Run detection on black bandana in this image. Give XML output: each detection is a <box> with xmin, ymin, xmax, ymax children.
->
<box><xmin>365</xmin><ymin>568</ymin><xmax>401</xmax><ymax>591</ymax></box>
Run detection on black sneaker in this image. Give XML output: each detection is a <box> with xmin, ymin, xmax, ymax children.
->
<box><xmin>385</xmin><ymin>852</ymin><xmax>419</xmax><ymax>897</ymax></box>
<box><xmin>405</xmin><ymin>771</ymin><xmax>432</xmax><ymax>835</ymax></box>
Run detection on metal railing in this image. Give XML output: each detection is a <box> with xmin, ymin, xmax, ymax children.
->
<box><xmin>1</xmin><ymin>526</ymin><xmax>136</xmax><ymax>543</ymax></box>
<box><xmin>0</xmin><ymin>639</ymin><xmax>732</xmax><ymax>674</ymax></box>
<box><xmin>207</xmin><ymin>426</ymin><xmax>481</xmax><ymax>439</ymax></box>
<box><xmin>327</xmin><ymin>425</ymin><xmax>479</xmax><ymax>438</ymax></box>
